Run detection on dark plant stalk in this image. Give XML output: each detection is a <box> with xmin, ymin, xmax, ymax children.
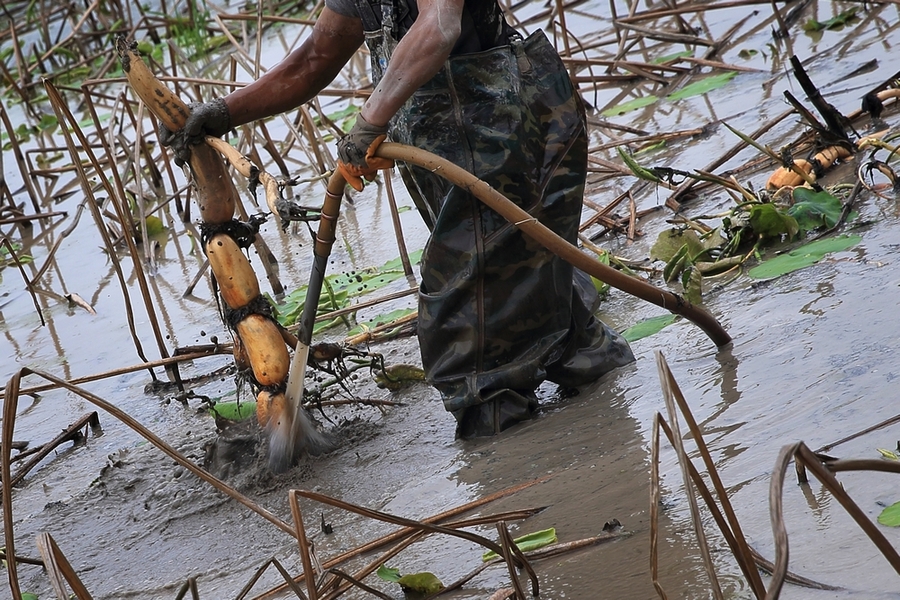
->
<box><xmin>44</xmin><ymin>80</ymin><xmax>161</xmax><ymax>377</ymax></box>
<box><xmin>382</xmin><ymin>169</ymin><xmax>413</xmax><ymax>277</ymax></box>
<box><xmin>657</xmin><ymin>355</ymin><xmax>767</xmax><ymax>597</ymax></box>
<box><xmin>655</xmin><ymin>352</ymin><xmax>724</xmax><ymax>600</ymax></box>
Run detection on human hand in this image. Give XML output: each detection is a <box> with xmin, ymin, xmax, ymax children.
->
<box><xmin>159</xmin><ymin>97</ymin><xmax>231</xmax><ymax>167</ymax></box>
<box><xmin>336</xmin><ymin>114</ymin><xmax>394</xmax><ymax>191</ymax></box>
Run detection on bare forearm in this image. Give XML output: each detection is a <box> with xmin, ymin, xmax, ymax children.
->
<box><xmin>361</xmin><ymin>0</ymin><xmax>463</xmax><ymax>127</ymax></box>
<box><xmin>225</xmin><ymin>8</ymin><xmax>363</xmax><ymax>127</ymax></box>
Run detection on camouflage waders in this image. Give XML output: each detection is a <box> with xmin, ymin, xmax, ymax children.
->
<box><xmin>358</xmin><ymin>1</ymin><xmax>634</xmax><ymax>436</ymax></box>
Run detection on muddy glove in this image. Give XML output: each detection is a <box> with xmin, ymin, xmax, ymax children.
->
<box><xmin>336</xmin><ymin>114</ymin><xmax>394</xmax><ymax>192</ymax></box>
<box><xmin>159</xmin><ymin>98</ymin><xmax>231</xmax><ymax>167</ymax></box>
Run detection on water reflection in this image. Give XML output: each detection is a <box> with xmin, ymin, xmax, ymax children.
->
<box><xmin>800</xmin><ymin>280</ymin><xmax>836</xmax><ymax>317</ymax></box>
<box><xmin>696</xmin><ymin>345</ymin><xmax>743</xmax><ymax>430</ymax></box>
<box><xmin>452</xmin><ymin>363</ymin><xmax>717</xmax><ymax>599</ymax></box>
<box><xmin>800</xmin><ymin>480</ymin><xmax>833</xmax><ymax>530</ymax></box>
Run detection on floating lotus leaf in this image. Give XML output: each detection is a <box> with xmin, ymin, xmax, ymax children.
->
<box><xmin>666</xmin><ymin>71</ymin><xmax>738</xmax><ymax>101</ymax></box>
<box><xmin>209</xmin><ymin>400</ymin><xmax>256</xmax><ymax>421</ymax></box>
<box><xmin>803</xmin><ymin>8</ymin><xmax>859</xmax><ymax>31</ymax></box>
<box><xmin>622</xmin><ymin>314</ymin><xmax>679</xmax><ymax>342</ymax></box>
<box><xmin>749</xmin><ymin>203</ymin><xmax>799</xmax><ymax>239</ymax></box>
<box><xmin>376</xmin><ymin>565</ymin><xmax>402</xmax><ymax>583</ymax></box>
<box><xmin>787</xmin><ymin>188</ymin><xmax>843</xmax><ymax>231</ymax></box>
<box><xmin>396</xmin><ymin>572</ymin><xmax>444</xmax><ymax>593</ymax></box>
<box><xmin>602</xmin><ymin>95</ymin><xmax>659</xmax><ymax>117</ymax></box>
<box><xmin>377</xmin><ymin>565</ymin><xmax>444</xmax><ymax>594</ymax></box>
<box><xmin>277</xmin><ymin>250</ymin><xmax>422</xmax><ymax>326</ymax></box>
<box><xmin>748</xmin><ymin>234</ymin><xmax>861</xmax><ymax>279</ymax></box>
<box><xmin>878</xmin><ymin>501</ymin><xmax>900</xmax><ymax>527</ymax></box>
<box><xmin>346</xmin><ymin>307</ymin><xmax>416</xmax><ymax>337</ymax></box>
<box><xmin>482</xmin><ymin>528</ymin><xmax>558</xmax><ymax>561</ymax></box>
<box><xmin>650</xmin><ymin>229</ymin><xmax>705</xmax><ymax>263</ymax></box>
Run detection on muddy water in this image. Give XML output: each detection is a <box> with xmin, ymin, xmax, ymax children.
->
<box><xmin>4</xmin><ymin>0</ymin><xmax>900</xmax><ymax>598</ymax></box>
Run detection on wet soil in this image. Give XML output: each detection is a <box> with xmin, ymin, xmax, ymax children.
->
<box><xmin>10</xmin><ymin>341</ymin><xmax>714</xmax><ymax>599</ymax></box>
<box><xmin>5</xmin><ymin>1</ymin><xmax>900</xmax><ymax>599</ymax></box>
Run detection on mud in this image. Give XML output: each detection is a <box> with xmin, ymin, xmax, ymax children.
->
<box><xmin>9</xmin><ymin>344</ymin><xmax>712</xmax><ymax>599</ymax></box>
<box><xmin>5</xmin><ymin>0</ymin><xmax>900</xmax><ymax>599</ymax></box>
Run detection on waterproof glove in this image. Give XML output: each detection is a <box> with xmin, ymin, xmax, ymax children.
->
<box><xmin>159</xmin><ymin>97</ymin><xmax>231</xmax><ymax>167</ymax></box>
<box><xmin>336</xmin><ymin>114</ymin><xmax>394</xmax><ymax>191</ymax></box>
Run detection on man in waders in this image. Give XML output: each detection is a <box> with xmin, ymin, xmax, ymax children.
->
<box><xmin>162</xmin><ymin>0</ymin><xmax>635</xmax><ymax>439</ymax></box>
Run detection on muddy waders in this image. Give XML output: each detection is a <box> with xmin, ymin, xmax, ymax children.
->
<box><xmin>357</xmin><ymin>1</ymin><xmax>635</xmax><ymax>438</ymax></box>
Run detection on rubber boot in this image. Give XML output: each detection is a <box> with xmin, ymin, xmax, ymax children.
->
<box><xmin>452</xmin><ymin>389</ymin><xmax>539</xmax><ymax>439</ymax></box>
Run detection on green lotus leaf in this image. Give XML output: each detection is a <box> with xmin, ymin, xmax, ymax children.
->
<box><xmin>483</xmin><ymin>528</ymin><xmax>558</xmax><ymax>561</ymax></box>
<box><xmin>376</xmin><ymin>564</ymin><xmax>402</xmax><ymax>582</ymax></box>
<box><xmin>878</xmin><ymin>501</ymin><xmax>900</xmax><ymax>527</ymax></box>
<box><xmin>622</xmin><ymin>314</ymin><xmax>679</xmax><ymax>343</ymax></box>
<box><xmin>747</xmin><ymin>234</ymin><xmax>861</xmax><ymax>279</ymax></box>
<box><xmin>666</xmin><ymin>72</ymin><xmax>737</xmax><ymax>101</ymax></box>
<box><xmin>396</xmin><ymin>572</ymin><xmax>444</xmax><ymax>593</ymax></box>
<box><xmin>602</xmin><ymin>95</ymin><xmax>659</xmax><ymax>117</ymax></box>
<box><xmin>209</xmin><ymin>401</ymin><xmax>256</xmax><ymax>421</ymax></box>
<box><xmin>787</xmin><ymin>188</ymin><xmax>843</xmax><ymax>231</ymax></box>
<box><xmin>748</xmin><ymin>203</ymin><xmax>799</xmax><ymax>239</ymax></box>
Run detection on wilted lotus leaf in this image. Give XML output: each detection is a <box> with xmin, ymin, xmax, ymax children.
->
<box><xmin>748</xmin><ymin>203</ymin><xmax>799</xmax><ymax>239</ymax></box>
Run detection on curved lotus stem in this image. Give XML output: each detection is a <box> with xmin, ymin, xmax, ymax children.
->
<box><xmin>373</xmin><ymin>142</ymin><xmax>732</xmax><ymax>348</ymax></box>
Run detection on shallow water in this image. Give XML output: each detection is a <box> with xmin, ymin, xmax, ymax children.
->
<box><xmin>4</xmin><ymin>0</ymin><xmax>900</xmax><ymax>598</ymax></box>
